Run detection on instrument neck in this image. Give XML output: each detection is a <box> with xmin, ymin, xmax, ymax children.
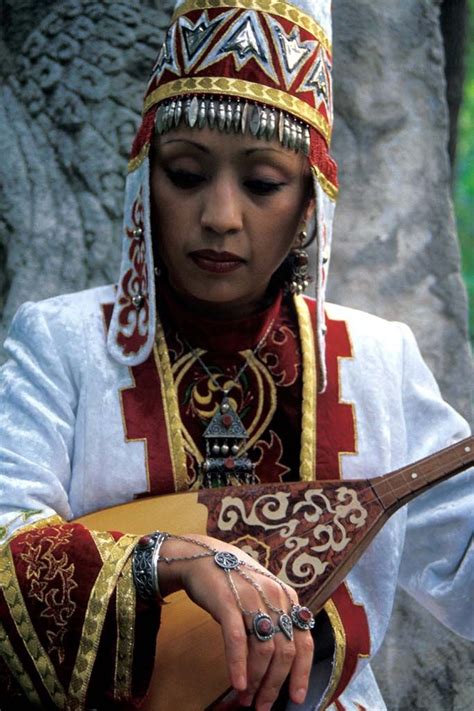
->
<box><xmin>371</xmin><ymin>436</ymin><xmax>473</xmax><ymax>513</ymax></box>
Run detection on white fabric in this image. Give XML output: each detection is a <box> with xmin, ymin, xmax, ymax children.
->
<box><xmin>107</xmin><ymin>157</ymin><xmax>156</xmax><ymax>367</ymax></box>
<box><xmin>0</xmin><ymin>287</ymin><xmax>472</xmax><ymax>709</ymax></box>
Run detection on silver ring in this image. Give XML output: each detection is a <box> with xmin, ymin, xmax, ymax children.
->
<box><xmin>290</xmin><ymin>604</ymin><xmax>315</xmax><ymax>631</ymax></box>
<box><xmin>249</xmin><ymin>612</ymin><xmax>275</xmax><ymax>641</ymax></box>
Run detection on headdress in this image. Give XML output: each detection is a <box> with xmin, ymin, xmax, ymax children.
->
<box><xmin>107</xmin><ymin>0</ymin><xmax>337</xmax><ymax>391</ymax></box>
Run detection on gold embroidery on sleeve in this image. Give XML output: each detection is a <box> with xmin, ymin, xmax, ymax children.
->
<box><xmin>89</xmin><ymin>531</ymin><xmax>115</xmax><ymax>564</ymax></box>
<box><xmin>19</xmin><ymin>527</ymin><xmax>78</xmax><ymax>667</ymax></box>
<box><xmin>0</xmin><ymin>621</ymin><xmax>43</xmax><ymax>706</ymax></box>
<box><xmin>0</xmin><ymin>513</ymin><xmax>63</xmax><ymax>545</ymax></box>
<box><xmin>89</xmin><ymin>531</ymin><xmax>136</xmax><ymax>701</ymax></box>
<box><xmin>67</xmin><ymin>534</ymin><xmax>137</xmax><ymax>707</ymax></box>
<box><xmin>114</xmin><ymin>557</ymin><xmax>136</xmax><ymax>702</ymax></box>
<box><xmin>0</xmin><ymin>546</ymin><xmax>67</xmax><ymax>707</ymax></box>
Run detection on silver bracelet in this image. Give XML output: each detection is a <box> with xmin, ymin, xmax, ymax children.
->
<box><xmin>132</xmin><ymin>531</ymin><xmax>169</xmax><ymax>604</ymax></box>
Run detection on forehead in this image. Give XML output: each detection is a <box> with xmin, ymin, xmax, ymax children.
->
<box><xmin>155</xmin><ymin>125</ymin><xmax>310</xmax><ymax>166</ymax></box>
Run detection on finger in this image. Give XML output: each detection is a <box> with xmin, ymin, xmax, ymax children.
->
<box><xmin>252</xmin><ymin>633</ymin><xmax>296</xmax><ymax>711</ymax></box>
<box><xmin>219</xmin><ymin>608</ymin><xmax>249</xmax><ymax>692</ymax></box>
<box><xmin>240</xmin><ymin>632</ymin><xmax>276</xmax><ymax>707</ymax></box>
<box><xmin>287</xmin><ymin>630</ymin><xmax>314</xmax><ymax>705</ymax></box>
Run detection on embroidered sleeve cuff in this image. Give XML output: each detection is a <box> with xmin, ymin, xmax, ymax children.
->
<box><xmin>0</xmin><ymin>521</ymin><xmax>161</xmax><ymax>708</ymax></box>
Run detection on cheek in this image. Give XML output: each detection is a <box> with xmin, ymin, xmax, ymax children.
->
<box><xmin>262</xmin><ymin>195</ymin><xmax>305</xmax><ymax>246</ymax></box>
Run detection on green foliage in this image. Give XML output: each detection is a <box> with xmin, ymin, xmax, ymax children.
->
<box><xmin>455</xmin><ymin>1</ymin><xmax>474</xmax><ymax>345</ymax></box>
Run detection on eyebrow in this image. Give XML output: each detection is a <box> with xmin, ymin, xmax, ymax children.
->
<box><xmin>160</xmin><ymin>138</ymin><xmax>209</xmax><ymax>153</ymax></box>
<box><xmin>244</xmin><ymin>147</ymin><xmax>287</xmax><ymax>156</ymax></box>
<box><xmin>160</xmin><ymin>138</ymin><xmax>288</xmax><ymax>158</ymax></box>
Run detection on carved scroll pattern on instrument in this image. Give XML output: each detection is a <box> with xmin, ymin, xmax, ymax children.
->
<box><xmin>199</xmin><ymin>482</ymin><xmax>383</xmax><ymax>595</ymax></box>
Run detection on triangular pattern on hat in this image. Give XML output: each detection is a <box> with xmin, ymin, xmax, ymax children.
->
<box><xmin>108</xmin><ymin>0</ymin><xmax>336</xmax><ymax>392</ymax></box>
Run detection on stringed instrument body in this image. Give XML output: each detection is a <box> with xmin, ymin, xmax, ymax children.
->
<box><xmin>77</xmin><ymin>436</ymin><xmax>473</xmax><ymax>711</ymax></box>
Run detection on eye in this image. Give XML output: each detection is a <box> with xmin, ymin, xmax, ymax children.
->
<box><xmin>165</xmin><ymin>168</ymin><xmax>205</xmax><ymax>189</ymax></box>
<box><xmin>244</xmin><ymin>179</ymin><xmax>285</xmax><ymax>196</ymax></box>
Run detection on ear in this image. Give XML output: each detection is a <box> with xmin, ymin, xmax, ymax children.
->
<box><xmin>303</xmin><ymin>195</ymin><xmax>316</xmax><ymax>223</ymax></box>
<box><xmin>292</xmin><ymin>195</ymin><xmax>316</xmax><ymax>248</ymax></box>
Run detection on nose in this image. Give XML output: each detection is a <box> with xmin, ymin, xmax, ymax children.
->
<box><xmin>200</xmin><ymin>173</ymin><xmax>243</xmax><ymax>235</ymax></box>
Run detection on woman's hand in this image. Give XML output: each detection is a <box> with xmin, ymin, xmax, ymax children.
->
<box><xmin>158</xmin><ymin>534</ymin><xmax>314</xmax><ymax>710</ymax></box>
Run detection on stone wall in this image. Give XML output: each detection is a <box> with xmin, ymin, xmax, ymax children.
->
<box><xmin>0</xmin><ymin>0</ymin><xmax>472</xmax><ymax>708</ymax></box>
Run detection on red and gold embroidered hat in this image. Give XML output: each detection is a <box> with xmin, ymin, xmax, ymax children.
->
<box><xmin>108</xmin><ymin>0</ymin><xmax>337</xmax><ymax>390</ymax></box>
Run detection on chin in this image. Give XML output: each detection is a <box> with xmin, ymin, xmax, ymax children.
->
<box><xmin>175</xmin><ymin>277</ymin><xmax>238</xmax><ymax>301</ymax></box>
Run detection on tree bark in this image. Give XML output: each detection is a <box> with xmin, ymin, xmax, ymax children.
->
<box><xmin>440</xmin><ymin>0</ymin><xmax>468</xmax><ymax>170</ymax></box>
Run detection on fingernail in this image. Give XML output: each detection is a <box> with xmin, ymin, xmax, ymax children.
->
<box><xmin>259</xmin><ymin>704</ymin><xmax>272</xmax><ymax>711</ymax></box>
<box><xmin>294</xmin><ymin>688</ymin><xmax>307</xmax><ymax>703</ymax></box>
<box><xmin>239</xmin><ymin>693</ymin><xmax>253</xmax><ymax>707</ymax></box>
<box><xmin>235</xmin><ymin>675</ymin><xmax>246</xmax><ymax>691</ymax></box>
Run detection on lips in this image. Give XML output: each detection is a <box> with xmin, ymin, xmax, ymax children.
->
<box><xmin>189</xmin><ymin>249</ymin><xmax>245</xmax><ymax>274</ymax></box>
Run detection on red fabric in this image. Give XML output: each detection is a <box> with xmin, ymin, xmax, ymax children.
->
<box><xmin>315</xmin><ymin>311</ymin><xmax>357</xmax><ymax>480</ymax></box>
<box><xmin>309</xmin><ymin>129</ymin><xmax>338</xmax><ymax>186</ymax></box>
<box><xmin>104</xmin><ymin>300</ymin><xmax>179</xmax><ymax>496</ymax></box>
<box><xmin>129</xmin><ymin>5</ymin><xmax>338</xmax><ymax>189</ymax></box>
<box><xmin>122</xmin><ymin>348</ymin><xmax>180</xmax><ymax>495</ymax></box>
<box><xmin>107</xmin><ymin>290</ymin><xmax>369</xmax><ymax>705</ymax></box>
<box><xmin>113</xmin><ymin>290</ymin><xmax>359</xmax><ymax>494</ymax></box>
<box><xmin>327</xmin><ymin>584</ymin><xmax>371</xmax><ymax>706</ymax></box>
<box><xmin>1</xmin><ymin>522</ymin><xmax>160</xmax><ymax>707</ymax></box>
<box><xmin>119</xmin><ymin>290</ymin><xmax>304</xmax><ymax>492</ymax></box>
<box><xmin>159</xmin><ymin>279</ymin><xmax>283</xmax><ymax>353</ymax></box>
<box><xmin>130</xmin><ymin>105</ymin><xmax>157</xmax><ymax>162</ymax></box>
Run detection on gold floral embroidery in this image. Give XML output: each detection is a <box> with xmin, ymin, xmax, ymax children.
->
<box><xmin>0</xmin><ymin>546</ymin><xmax>67</xmax><ymax>706</ymax></box>
<box><xmin>19</xmin><ymin>526</ymin><xmax>77</xmax><ymax>666</ymax></box>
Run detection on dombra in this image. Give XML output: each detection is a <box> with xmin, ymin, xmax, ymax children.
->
<box><xmin>77</xmin><ymin>437</ymin><xmax>473</xmax><ymax>711</ymax></box>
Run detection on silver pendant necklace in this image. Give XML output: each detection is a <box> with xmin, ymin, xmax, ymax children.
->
<box><xmin>185</xmin><ymin>317</ymin><xmax>276</xmax><ymax>488</ymax></box>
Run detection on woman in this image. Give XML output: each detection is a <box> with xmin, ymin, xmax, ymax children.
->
<box><xmin>0</xmin><ymin>0</ymin><xmax>472</xmax><ymax>709</ymax></box>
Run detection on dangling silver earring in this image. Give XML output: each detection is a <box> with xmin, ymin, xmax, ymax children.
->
<box><xmin>287</xmin><ymin>232</ymin><xmax>310</xmax><ymax>295</ymax></box>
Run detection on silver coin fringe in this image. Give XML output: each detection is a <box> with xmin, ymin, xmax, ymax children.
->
<box><xmin>155</xmin><ymin>95</ymin><xmax>311</xmax><ymax>155</ymax></box>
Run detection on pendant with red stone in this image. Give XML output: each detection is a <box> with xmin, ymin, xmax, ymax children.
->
<box><xmin>252</xmin><ymin>611</ymin><xmax>275</xmax><ymax>641</ymax></box>
<box><xmin>200</xmin><ymin>394</ymin><xmax>256</xmax><ymax>487</ymax></box>
<box><xmin>290</xmin><ymin>604</ymin><xmax>315</xmax><ymax>631</ymax></box>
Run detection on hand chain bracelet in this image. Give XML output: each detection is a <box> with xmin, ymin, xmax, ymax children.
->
<box><xmin>132</xmin><ymin>531</ymin><xmax>315</xmax><ymax>640</ymax></box>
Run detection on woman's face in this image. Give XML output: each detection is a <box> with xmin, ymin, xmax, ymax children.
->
<box><xmin>151</xmin><ymin>124</ymin><xmax>313</xmax><ymax>317</ymax></box>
